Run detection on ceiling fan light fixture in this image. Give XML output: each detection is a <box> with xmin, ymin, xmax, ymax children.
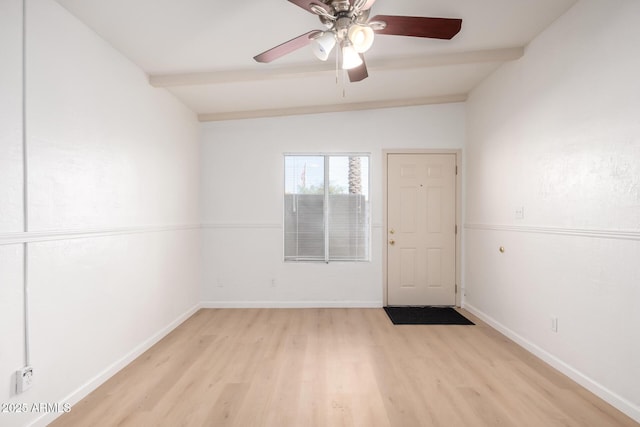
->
<box><xmin>312</xmin><ymin>31</ymin><xmax>337</xmax><ymax>61</ymax></box>
<box><xmin>341</xmin><ymin>41</ymin><xmax>363</xmax><ymax>70</ymax></box>
<box><xmin>348</xmin><ymin>24</ymin><xmax>374</xmax><ymax>53</ymax></box>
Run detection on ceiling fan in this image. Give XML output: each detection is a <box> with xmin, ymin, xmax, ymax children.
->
<box><xmin>253</xmin><ymin>0</ymin><xmax>462</xmax><ymax>82</ymax></box>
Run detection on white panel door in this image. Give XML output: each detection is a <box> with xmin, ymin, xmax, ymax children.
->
<box><xmin>387</xmin><ymin>154</ymin><xmax>456</xmax><ymax>306</ymax></box>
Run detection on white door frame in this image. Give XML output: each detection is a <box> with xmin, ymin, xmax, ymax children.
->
<box><xmin>382</xmin><ymin>149</ymin><xmax>462</xmax><ymax>307</ymax></box>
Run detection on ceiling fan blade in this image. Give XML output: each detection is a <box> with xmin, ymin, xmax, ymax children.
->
<box><xmin>288</xmin><ymin>0</ymin><xmax>333</xmax><ymax>15</ymax></box>
<box><xmin>370</xmin><ymin>15</ymin><xmax>462</xmax><ymax>39</ymax></box>
<box><xmin>254</xmin><ymin>30</ymin><xmax>322</xmax><ymax>63</ymax></box>
<box><xmin>348</xmin><ymin>55</ymin><xmax>368</xmax><ymax>82</ymax></box>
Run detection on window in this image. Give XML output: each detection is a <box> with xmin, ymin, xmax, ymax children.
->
<box><xmin>284</xmin><ymin>154</ymin><xmax>370</xmax><ymax>262</ymax></box>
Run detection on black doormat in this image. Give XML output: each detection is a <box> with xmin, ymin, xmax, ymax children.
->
<box><xmin>384</xmin><ymin>306</ymin><xmax>474</xmax><ymax>325</ymax></box>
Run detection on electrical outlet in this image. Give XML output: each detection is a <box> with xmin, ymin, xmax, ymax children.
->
<box><xmin>515</xmin><ymin>206</ymin><xmax>525</xmax><ymax>220</ymax></box>
<box><xmin>551</xmin><ymin>316</ymin><xmax>559</xmax><ymax>333</ymax></box>
<box><xmin>16</xmin><ymin>366</ymin><xmax>33</xmax><ymax>393</ymax></box>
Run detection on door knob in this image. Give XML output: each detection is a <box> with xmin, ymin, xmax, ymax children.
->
<box><xmin>389</xmin><ymin>239</ymin><xmax>395</xmax><ymax>245</ymax></box>
<box><xmin>389</xmin><ymin>229</ymin><xmax>395</xmax><ymax>234</ymax></box>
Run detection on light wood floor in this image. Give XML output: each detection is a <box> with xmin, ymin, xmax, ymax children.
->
<box><xmin>51</xmin><ymin>308</ymin><xmax>638</xmax><ymax>427</ymax></box>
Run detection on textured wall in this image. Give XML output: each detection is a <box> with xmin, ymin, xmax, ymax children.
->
<box><xmin>464</xmin><ymin>0</ymin><xmax>640</xmax><ymax>421</ymax></box>
<box><xmin>0</xmin><ymin>0</ymin><xmax>23</xmax><ymax>233</ymax></box>
<box><xmin>0</xmin><ymin>1</ymin><xmax>201</xmax><ymax>426</ymax></box>
<box><xmin>200</xmin><ymin>104</ymin><xmax>465</xmax><ymax>306</ymax></box>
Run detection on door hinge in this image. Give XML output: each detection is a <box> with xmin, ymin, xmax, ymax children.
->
<box><xmin>455</xmin><ymin>284</ymin><xmax>458</xmax><ymax>293</ymax></box>
<box><xmin>455</xmin><ymin>165</ymin><xmax>458</xmax><ymax>175</ymax></box>
<box><xmin>455</xmin><ymin>225</ymin><xmax>458</xmax><ymax>234</ymax></box>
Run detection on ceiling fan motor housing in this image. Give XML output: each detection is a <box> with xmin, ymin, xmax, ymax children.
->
<box><xmin>335</xmin><ymin>16</ymin><xmax>352</xmax><ymax>40</ymax></box>
<box><xmin>331</xmin><ymin>0</ymin><xmax>351</xmax><ymax>13</ymax></box>
<box><xmin>320</xmin><ymin>0</ymin><xmax>371</xmax><ymax>40</ymax></box>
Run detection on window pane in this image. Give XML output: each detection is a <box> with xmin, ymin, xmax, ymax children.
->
<box><xmin>285</xmin><ymin>156</ymin><xmax>325</xmax><ymax>195</ymax></box>
<box><xmin>284</xmin><ymin>156</ymin><xmax>325</xmax><ymax>260</ymax></box>
<box><xmin>328</xmin><ymin>156</ymin><xmax>369</xmax><ymax>261</ymax></box>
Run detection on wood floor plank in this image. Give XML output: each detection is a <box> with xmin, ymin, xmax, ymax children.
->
<box><xmin>50</xmin><ymin>308</ymin><xmax>639</xmax><ymax>427</ymax></box>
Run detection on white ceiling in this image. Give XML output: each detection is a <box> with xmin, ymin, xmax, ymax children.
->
<box><xmin>56</xmin><ymin>0</ymin><xmax>577</xmax><ymax>121</ymax></box>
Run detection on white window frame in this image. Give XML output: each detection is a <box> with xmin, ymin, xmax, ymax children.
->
<box><xmin>283</xmin><ymin>152</ymin><xmax>371</xmax><ymax>263</ymax></box>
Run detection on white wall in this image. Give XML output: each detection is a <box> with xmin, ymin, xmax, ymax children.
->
<box><xmin>0</xmin><ymin>1</ymin><xmax>201</xmax><ymax>426</ymax></box>
<box><xmin>201</xmin><ymin>104</ymin><xmax>465</xmax><ymax>307</ymax></box>
<box><xmin>464</xmin><ymin>0</ymin><xmax>640</xmax><ymax>422</ymax></box>
<box><xmin>0</xmin><ymin>1</ymin><xmax>26</xmax><ymax>424</ymax></box>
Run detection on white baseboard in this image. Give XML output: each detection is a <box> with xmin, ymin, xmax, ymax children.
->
<box><xmin>201</xmin><ymin>300</ymin><xmax>383</xmax><ymax>309</ymax></box>
<box><xmin>30</xmin><ymin>302</ymin><xmax>201</xmax><ymax>427</ymax></box>
<box><xmin>463</xmin><ymin>303</ymin><xmax>640</xmax><ymax>424</ymax></box>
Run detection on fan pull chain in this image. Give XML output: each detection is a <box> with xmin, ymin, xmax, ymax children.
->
<box><xmin>343</xmin><ymin>72</ymin><xmax>346</xmax><ymax>98</ymax></box>
<box><xmin>335</xmin><ymin>47</ymin><xmax>339</xmax><ymax>85</ymax></box>
<box><xmin>342</xmin><ymin>65</ymin><xmax>349</xmax><ymax>98</ymax></box>
<box><xmin>333</xmin><ymin>48</ymin><xmax>347</xmax><ymax>98</ymax></box>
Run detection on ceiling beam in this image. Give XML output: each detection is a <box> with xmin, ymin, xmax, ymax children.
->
<box><xmin>197</xmin><ymin>94</ymin><xmax>468</xmax><ymax>122</ymax></box>
<box><xmin>149</xmin><ymin>47</ymin><xmax>524</xmax><ymax>88</ymax></box>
